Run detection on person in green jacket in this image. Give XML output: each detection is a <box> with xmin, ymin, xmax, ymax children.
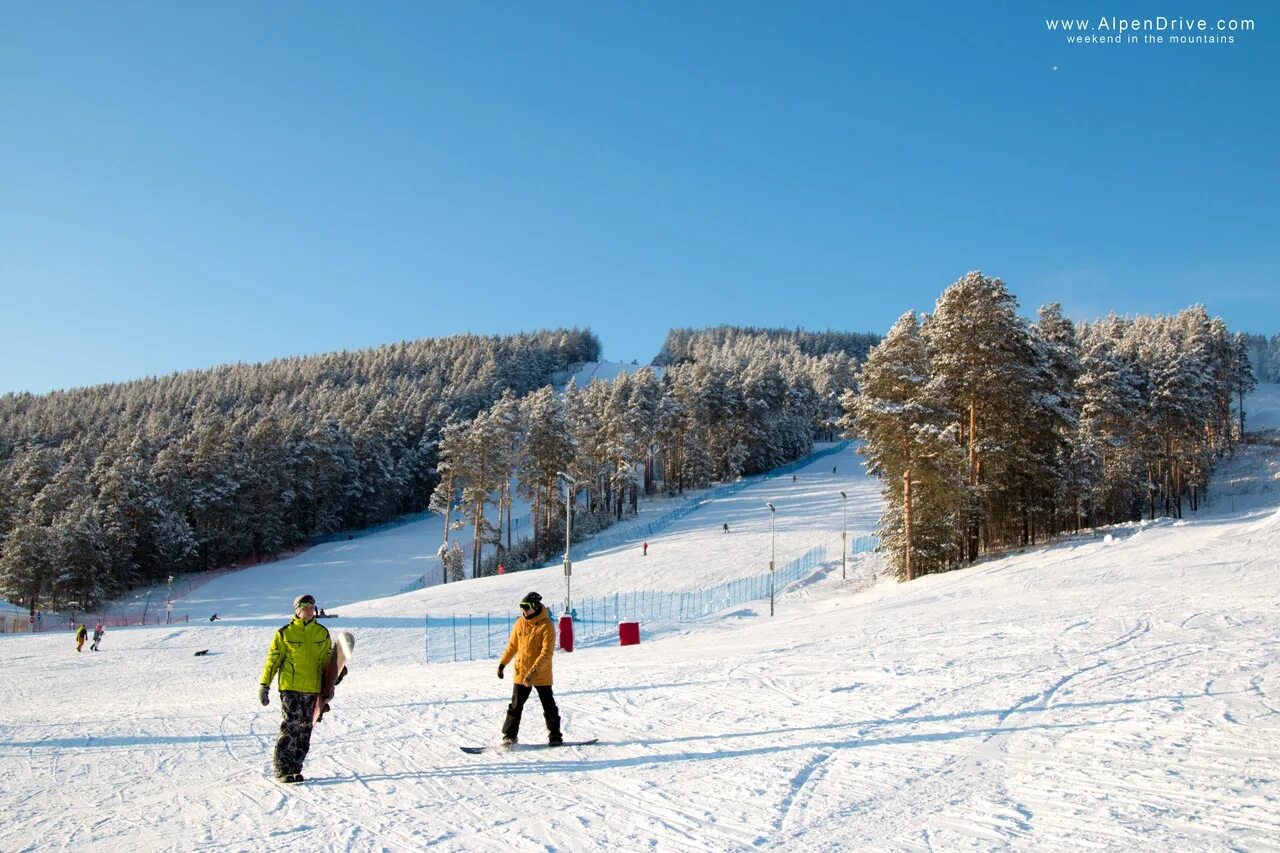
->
<box><xmin>259</xmin><ymin>593</ymin><xmax>332</xmax><ymax>783</ymax></box>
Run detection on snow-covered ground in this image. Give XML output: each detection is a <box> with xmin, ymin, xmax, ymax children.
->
<box><xmin>3</xmin><ymin>390</ymin><xmax>1279</xmax><ymax>851</ymax></box>
<box><xmin>560</xmin><ymin>360</ymin><xmax>665</xmax><ymax>388</ymax></box>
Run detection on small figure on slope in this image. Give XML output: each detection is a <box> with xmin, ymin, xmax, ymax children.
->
<box><xmin>497</xmin><ymin>592</ymin><xmax>563</xmax><ymax>747</ymax></box>
<box><xmin>75</xmin><ymin>623</ymin><xmax>87</xmax><ymax>653</ymax></box>
<box><xmin>90</xmin><ymin>622</ymin><xmax>104</xmax><ymax>651</ymax></box>
<box><xmin>258</xmin><ymin>593</ymin><xmax>332</xmax><ymax>783</ymax></box>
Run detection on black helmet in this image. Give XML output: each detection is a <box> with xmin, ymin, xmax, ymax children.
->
<box><xmin>519</xmin><ymin>591</ymin><xmax>542</xmax><ymax>610</ymax></box>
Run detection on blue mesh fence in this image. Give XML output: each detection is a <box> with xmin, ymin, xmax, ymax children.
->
<box><xmin>424</xmin><ymin>532</ymin><xmax>878</xmax><ymax>662</ymax></box>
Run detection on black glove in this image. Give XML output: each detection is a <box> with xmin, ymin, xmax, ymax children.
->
<box><xmin>258</xmin><ymin>684</ymin><xmax>270</xmax><ymax>706</ymax></box>
<box><xmin>497</xmin><ymin>663</ymin><xmax>505</xmax><ymax>680</ymax></box>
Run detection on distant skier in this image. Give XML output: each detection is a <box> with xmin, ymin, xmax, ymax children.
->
<box><xmin>90</xmin><ymin>622</ymin><xmax>104</xmax><ymax>651</ymax></box>
<box><xmin>833</xmin><ymin>465</ymin><xmax>837</xmax><ymax>474</ymax></box>
<box><xmin>722</xmin><ymin>523</ymin><xmax>729</xmax><ymax>533</ymax></box>
<box><xmin>209</xmin><ymin>613</ymin><xmax>219</xmax><ymax>621</ymax></box>
<box><xmin>792</xmin><ymin>474</ymin><xmax>797</xmax><ymax>482</ymax></box>
<box><xmin>75</xmin><ymin>623</ymin><xmax>87</xmax><ymax>653</ymax></box>
<box><xmin>642</xmin><ymin>541</ymin><xmax>648</xmax><ymax>556</ymax></box>
<box><xmin>258</xmin><ymin>593</ymin><xmax>333</xmax><ymax>783</ymax></box>
<box><xmin>497</xmin><ymin>592</ymin><xmax>563</xmax><ymax>747</ymax></box>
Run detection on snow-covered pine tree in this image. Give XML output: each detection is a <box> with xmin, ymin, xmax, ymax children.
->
<box><xmin>1025</xmin><ymin>303</ymin><xmax>1081</xmax><ymax>541</ymax></box>
<box><xmin>0</xmin><ymin>521</ymin><xmax>55</xmax><ymax>615</ymax></box>
<box><xmin>1231</xmin><ymin>331</ymin><xmax>1258</xmax><ymax>443</ymax></box>
<box><xmin>428</xmin><ymin>421</ymin><xmax>467</xmax><ymax>582</ymax></box>
<box><xmin>627</xmin><ymin>368</ymin><xmax>662</xmax><ymax>498</ymax></box>
<box><xmin>604</xmin><ymin>373</ymin><xmax>637</xmax><ymax>520</ymax></box>
<box><xmin>52</xmin><ymin>495</ymin><xmax>110</xmax><ymax>611</ymax></box>
<box><xmin>573</xmin><ymin>379</ymin><xmax>614</xmax><ymax>514</ymax></box>
<box><xmin>1075</xmin><ymin>326</ymin><xmax>1135</xmax><ymax>525</ymax></box>
<box><xmin>845</xmin><ymin>311</ymin><xmax>965</xmax><ymax>580</ymax></box>
<box><xmin>517</xmin><ymin>385</ymin><xmax>574</xmax><ymax>565</ymax></box>
<box><xmin>458</xmin><ymin>410</ymin><xmax>504</xmax><ymax>579</ymax></box>
<box><xmin>653</xmin><ymin>376</ymin><xmax>688</xmax><ymax>494</ymax></box>
<box><xmin>487</xmin><ymin>390</ymin><xmax>525</xmax><ymax>563</ymax></box>
<box><xmin>921</xmin><ymin>271</ymin><xmax>1039</xmax><ymax>562</ymax></box>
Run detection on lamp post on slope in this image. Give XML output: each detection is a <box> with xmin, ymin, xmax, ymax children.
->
<box><xmin>766</xmin><ymin>502</ymin><xmax>776</xmax><ymax>617</ymax></box>
<box><xmin>557</xmin><ymin>472</ymin><xmax>576</xmax><ymax>614</ymax></box>
<box><xmin>840</xmin><ymin>491</ymin><xmax>848</xmax><ymax>581</ymax></box>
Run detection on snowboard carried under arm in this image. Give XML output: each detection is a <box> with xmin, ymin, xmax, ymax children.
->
<box><xmin>313</xmin><ymin>630</ymin><xmax>355</xmax><ymax>724</ymax></box>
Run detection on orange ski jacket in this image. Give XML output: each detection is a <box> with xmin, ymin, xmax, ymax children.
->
<box><xmin>499</xmin><ymin>608</ymin><xmax>556</xmax><ymax>686</ymax></box>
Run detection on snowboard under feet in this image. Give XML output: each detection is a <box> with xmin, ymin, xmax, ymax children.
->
<box><xmin>460</xmin><ymin>738</ymin><xmax>598</xmax><ymax>754</ymax></box>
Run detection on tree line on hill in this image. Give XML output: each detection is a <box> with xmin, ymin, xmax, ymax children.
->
<box><xmin>0</xmin><ymin>330</ymin><xmax>600</xmax><ymax>612</ymax></box>
<box><xmin>0</xmin><ymin>326</ymin><xmax>869</xmax><ymax>609</ymax></box>
<box><xmin>846</xmin><ymin>271</ymin><xmax>1257</xmax><ymax>582</ymax></box>
<box><xmin>5</xmin><ymin>282</ymin><xmax>1258</xmax><ymax>608</ymax></box>
<box><xmin>1237</xmin><ymin>333</ymin><xmax>1280</xmax><ymax>384</ymax></box>
<box><xmin>656</xmin><ymin>326</ymin><xmax>880</xmax><ymax>366</ymax></box>
<box><xmin>430</xmin><ymin>328</ymin><xmax>864</xmax><ymax>579</ymax></box>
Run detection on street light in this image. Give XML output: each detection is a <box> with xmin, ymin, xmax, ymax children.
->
<box><xmin>766</xmin><ymin>502</ymin><xmax>776</xmax><ymax>617</ymax></box>
<box><xmin>840</xmin><ymin>491</ymin><xmax>848</xmax><ymax>581</ymax></box>
<box><xmin>557</xmin><ymin>472</ymin><xmax>576</xmax><ymax>614</ymax></box>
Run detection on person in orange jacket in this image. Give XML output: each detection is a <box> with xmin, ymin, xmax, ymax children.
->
<box><xmin>497</xmin><ymin>592</ymin><xmax>562</xmax><ymax>747</ymax></box>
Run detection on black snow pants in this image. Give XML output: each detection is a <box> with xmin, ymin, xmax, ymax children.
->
<box><xmin>274</xmin><ymin>690</ymin><xmax>319</xmax><ymax>778</ymax></box>
<box><xmin>501</xmin><ymin>683</ymin><xmax>562</xmax><ymax>743</ymax></box>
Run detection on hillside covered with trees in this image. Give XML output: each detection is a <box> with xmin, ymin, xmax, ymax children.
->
<box><xmin>847</xmin><ymin>271</ymin><xmax>1257</xmax><ymax>581</ymax></box>
<box><xmin>0</xmin><ymin>330</ymin><xmax>600</xmax><ymax>611</ymax></box>
<box><xmin>430</xmin><ymin>327</ymin><xmax>868</xmax><ymax>579</ymax></box>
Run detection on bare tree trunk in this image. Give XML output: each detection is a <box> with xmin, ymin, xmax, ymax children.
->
<box><xmin>494</xmin><ymin>483</ymin><xmax>505</xmax><ymax>562</ymax></box>
<box><xmin>903</xmin><ymin>468</ymin><xmax>914</xmax><ymax>582</ymax></box>
<box><xmin>532</xmin><ymin>489</ymin><xmax>541</xmax><ymax>563</ymax></box>
<box><xmin>1238</xmin><ymin>385</ymin><xmax>1246</xmax><ymax>445</ymax></box>
<box><xmin>441</xmin><ymin>473</ymin><xmax>454</xmax><ymax>545</ymax></box>
<box><xmin>967</xmin><ymin>400</ymin><xmax>980</xmax><ymax>562</ymax></box>
<box><xmin>1174</xmin><ymin>461</ymin><xmax>1183</xmax><ymax>518</ymax></box>
<box><xmin>1021</xmin><ymin>484</ymin><xmax>1030</xmax><ymax>547</ymax></box>
<box><xmin>1152</xmin><ymin>461</ymin><xmax>1162</xmax><ymax>522</ymax></box>
<box><xmin>472</xmin><ymin>499</ymin><xmax>483</xmax><ymax>579</ymax></box>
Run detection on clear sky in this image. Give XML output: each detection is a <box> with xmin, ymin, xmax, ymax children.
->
<box><xmin>2</xmin><ymin>2</ymin><xmax>1276</xmax><ymax>394</ymax></box>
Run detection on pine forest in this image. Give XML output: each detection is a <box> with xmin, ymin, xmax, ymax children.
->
<box><xmin>0</xmin><ymin>273</ymin><xmax>1270</xmax><ymax>610</ymax></box>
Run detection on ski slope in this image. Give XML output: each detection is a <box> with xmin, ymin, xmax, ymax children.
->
<box><xmin>3</xmin><ymin>394</ymin><xmax>1280</xmax><ymax>851</ymax></box>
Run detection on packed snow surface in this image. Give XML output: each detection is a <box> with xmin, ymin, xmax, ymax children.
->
<box><xmin>4</xmin><ymin>391</ymin><xmax>1280</xmax><ymax>851</ymax></box>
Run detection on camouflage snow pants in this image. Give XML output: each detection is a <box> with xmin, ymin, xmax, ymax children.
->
<box><xmin>273</xmin><ymin>691</ymin><xmax>319</xmax><ymax>779</ymax></box>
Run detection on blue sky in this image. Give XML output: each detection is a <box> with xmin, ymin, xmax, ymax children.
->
<box><xmin>1</xmin><ymin>2</ymin><xmax>1276</xmax><ymax>394</ymax></box>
